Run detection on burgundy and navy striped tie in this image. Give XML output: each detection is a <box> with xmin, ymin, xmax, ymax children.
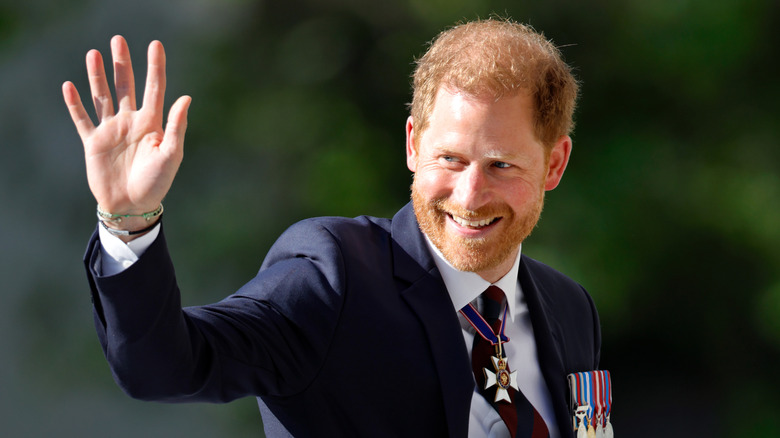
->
<box><xmin>471</xmin><ymin>286</ymin><xmax>550</xmax><ymax>438</ymax></box>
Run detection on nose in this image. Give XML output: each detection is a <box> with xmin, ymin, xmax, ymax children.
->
<box><xmin>452</xmin><ymin>165</ymin><xmax>492</xmax><ymax>211</ymax></box>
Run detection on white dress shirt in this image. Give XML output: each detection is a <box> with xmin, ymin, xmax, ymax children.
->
<box><xmin>98</xmin><ymin>224</ymin><xmax>559</xmax><ymax>437</ymax></box>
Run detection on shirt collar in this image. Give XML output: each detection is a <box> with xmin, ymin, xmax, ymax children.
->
<box><xmin>424</xmin><ymin>236</ymin><xmax>522</xmax><ymax>322</ymax></box>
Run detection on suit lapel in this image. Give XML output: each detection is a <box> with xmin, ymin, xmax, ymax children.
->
<box><xmin>389</xmin><ymin>204</ymin><xmax>575</xmax><ymax>437</ymax></box>
<box><xmin>391</xmin><ymin>204</ymin><xmax>473</xmax><ymax>438</ymax></box>
<box><xmin>518</xmin><ymin>256</ymin><xmax>574</xmax><ymax>438</ymax></box>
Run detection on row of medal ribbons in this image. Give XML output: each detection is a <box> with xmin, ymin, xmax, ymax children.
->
<box><xmin>568</xmin><ymin>370</ymin><xmax>613</xmax><ymax>438</ymax></box>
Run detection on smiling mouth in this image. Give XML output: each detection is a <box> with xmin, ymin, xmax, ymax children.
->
<box><xmin>449</xmin><ymin>214</ymin><xmax>501</xmax><ymax>229</ymax></box>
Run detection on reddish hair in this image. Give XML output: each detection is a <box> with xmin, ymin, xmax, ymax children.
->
<box><xmin>411</xmin><ymin>18</ymin><xmax>579</xmax><ymax>148</ymax></box>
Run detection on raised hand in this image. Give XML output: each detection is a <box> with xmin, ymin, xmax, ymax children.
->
<box><xmin>63</xmin><ymin>35</ymin><xmax>191</xmax><ymax>233</ymax></box>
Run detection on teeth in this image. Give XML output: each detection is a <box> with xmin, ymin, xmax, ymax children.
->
<box><xmin>452</xmin><ymin>215</ymin><xmax>495</xmax><ymax>228</ymax></box>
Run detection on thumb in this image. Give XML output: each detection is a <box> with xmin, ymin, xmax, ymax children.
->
<box><xmin>161</xmin><ymin>95</ymin><xmax>192</xmax><ymax>156</ymax></box>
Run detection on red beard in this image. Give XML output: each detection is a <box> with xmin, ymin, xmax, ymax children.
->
<box><xmin>411</xmin><ymin>180</ymin><xmax>544</xmax><ymax>274</ymax></box>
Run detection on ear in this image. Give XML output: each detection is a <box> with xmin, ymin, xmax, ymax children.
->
<box><xmin>544</xmin><ymin>135</ymin><xmax>572</xmax><ymax>191</ymax></box>
<box><xmin>405</xmin><ymin>116</ymin><xmax>418</xmax><ymax>172</ymax></box>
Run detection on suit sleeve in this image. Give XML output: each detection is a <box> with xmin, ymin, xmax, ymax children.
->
<box><xmin>84</xmin><ymin>220</ymin><xmax>347</xmax><ymax>403</ymax></box>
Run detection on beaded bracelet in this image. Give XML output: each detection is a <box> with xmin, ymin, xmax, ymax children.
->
<box><xmin>96</xmin><ymin>203</ymin><xmax>164</xmax><ymax>223</ymax></box>
<box><xmin>99</xmin><ymin>216</ymin><xmax>162</xmax><ymax>236</ymax></box>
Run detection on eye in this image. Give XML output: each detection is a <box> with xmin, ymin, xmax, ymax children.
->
<box><xmin>493</xmin><ymin>161</ymin><xmax>511</xmax><ymax>169</ymax></box>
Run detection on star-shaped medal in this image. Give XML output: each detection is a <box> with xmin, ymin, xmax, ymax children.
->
<box><xmin>483</xmin><ymin>355</ymin><xmax>518</xmax><ymax>403</ymax></box>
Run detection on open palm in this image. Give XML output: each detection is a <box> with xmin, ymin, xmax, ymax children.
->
<box><xmin>63</xmin><ymin>35</ymin><xmax>191</xmax><ymax>218</ymax></box>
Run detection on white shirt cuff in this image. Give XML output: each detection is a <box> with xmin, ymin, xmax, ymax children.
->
<box><xmin>98</xmin><ymin>223</ymin><xmax>160</xmax><ymax>276</ymax></box>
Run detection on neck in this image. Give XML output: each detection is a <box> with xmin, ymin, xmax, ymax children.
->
<box><xmin>476</xmin><ymin>247</ymin><xmax>520</xmax><ymax>283</ymax></box>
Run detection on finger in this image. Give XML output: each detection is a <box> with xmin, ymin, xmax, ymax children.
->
<box><xmin>86</xmin><ymin>49</ymin><xmax>115</xmax><ymax>122</ymax></box>
<box><xmin>161</xmin><ymin>95</ymin><xmax>192</xmax><ymax>157</ymax></box>
<box><xmin>62</xmin><ymin>81</ymin><xmax>96</xmax><ymax>140</ymax></box>
<box><xmin>111</xmin><ymin>35</ymin><xmax>136</xmax><ymax>111</ymax></box>
<box><xmin>141</xmin><ymin>40</ymin><xmax>167</xmax><ymax>125</ymax></box>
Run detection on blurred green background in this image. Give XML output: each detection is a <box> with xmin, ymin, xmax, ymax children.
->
<box><xmin>1</xmin><ymin>0</ymin><xmax>778</xmax><ymax>436</ymax></box>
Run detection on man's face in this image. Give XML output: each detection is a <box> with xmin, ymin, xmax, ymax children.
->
<box><xmin>406</xmin><ymin>87</ymin><xmax>571</xmax><ymax>282</ymax></box>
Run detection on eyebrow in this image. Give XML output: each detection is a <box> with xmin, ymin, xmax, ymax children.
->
<box><xmin>482</xmin><ymin>150</ymin><xmax>524</xmax><ymax>161</ymax></box>
<box><xmin>433</xmin><ymin>145</ymin><xmax>521</xmax><ymax>158</ymax></box>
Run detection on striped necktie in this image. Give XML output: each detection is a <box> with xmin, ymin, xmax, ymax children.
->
<box><xmin>470</xmin><ymin>286</ymin><xmax>550</xmax><ymax>438</ymax></box>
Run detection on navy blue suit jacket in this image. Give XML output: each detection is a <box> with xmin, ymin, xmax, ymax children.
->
<box><xmin>85</xmin><ymin>203</ymin><xmax>600</xmax><ymax>437</ymax></box>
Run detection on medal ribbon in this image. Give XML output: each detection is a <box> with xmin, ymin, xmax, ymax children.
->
<box><xmin>602</xmin><ymin>370</ymin><xmax>612</xmax><ymax>423</ymax></box>
<box><xmin>593</xmin><ymin>371</ymin><xmax>602</xmax><ymax>429</ymax></box>
<box><xmin>568</xmin><ymin>371</ymin><xmax>613</xmax><ymax>431</ymax></box>
<box><xmin>459</xmin><ymin>302</ymin><xmax>510</xmax><ymax>346</ymax></box>
<box><xmin>583</xmin><ymin>372</ymin><xmax>594</xmax><ymax>425</ymax></box>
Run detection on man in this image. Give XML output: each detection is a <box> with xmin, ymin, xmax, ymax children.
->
<box><xmin>63</xmin><ymin>18</ymin><xmax>601</xmax><ymax>438</ymax></box>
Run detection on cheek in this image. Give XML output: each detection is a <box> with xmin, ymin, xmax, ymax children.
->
<box><xmin>414</xmin><ymin>169</ymin><xmax>453</xmax><ymax>198</ymax></box>
<box><xmin>501</xmin><ymin>182</ymin><xmax>543</xmax><ymax>210</ymax></box>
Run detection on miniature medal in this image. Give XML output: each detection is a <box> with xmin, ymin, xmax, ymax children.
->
<box><xmin>596</xmin><ymin>415</ymin><xmax>605</xmax><ymax>438</ymax></box>
<box><xmin>575</xmin><ymin>406</ymin><xmax>589</xmax><ymax>438</ymax></box>
<box><xmin>602</xmin><ymin>371</ymin><xmax>614</xmax><ymax>438</ymax></box>
<box><xmin>483</xmin><ymin>355</ymin><xmax>518</xmax><ymax>403</ymax></box>
<box><xmin>604</xmin><ymin>414</ymin><xmax>614</xmax><ymax>438</ymax></box>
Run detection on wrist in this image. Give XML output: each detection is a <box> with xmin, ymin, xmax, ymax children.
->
<box><xmin>99</xmin><ymin>216</ymin><xmax>161</xmax><ymax>242</ymax></box>
<box><xmin>96</xmin><ymin>203</ymin><xmax>164</xmax><ymax>243</ymax></box>
<box><xmin>97</xmin><ymin>203</ymin><xmax>164</xmax><ymax>223</ymax></box>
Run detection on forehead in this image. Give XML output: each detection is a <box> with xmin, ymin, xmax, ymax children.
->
<box><xmin>421</xmin><ymin>87</ymin><xmax>540</xmax><ymax>153</ymax></box>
